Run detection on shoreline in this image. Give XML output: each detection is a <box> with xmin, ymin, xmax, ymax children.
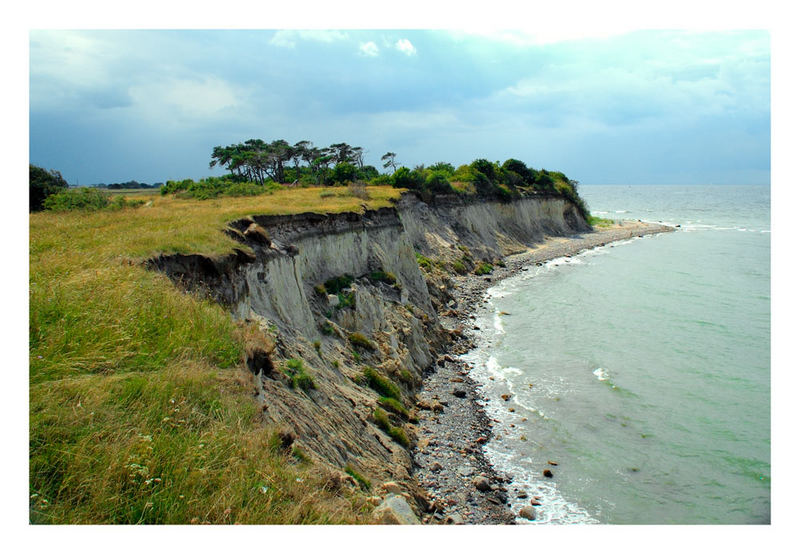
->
<box><xmin>413</xmin><ymin>220</ymin><xmax>676</xmax><ymax>524</ymax></box>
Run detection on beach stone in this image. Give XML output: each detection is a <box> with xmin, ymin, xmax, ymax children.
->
<box><xmin>373</xmin><ymin>494</ymin><xmax>421</xmax><ymax>525</ymax></box>
<box><xmin>430</xmin><ymin>462</ymin><xmax>443</xmax><ymax>472</ymax></box>
<box><xmin>501</xmin><ymin>394</ymin><xmax>511</xmax><ymax>401</ymax></box>
<box><xmin>543</xmin><ymin>469</ymin><xmax>554</xmax><ymax>478</ymax></box>
<box><xmin>473</xmin><ymin>476</ymin><xmax>492</xmax><ymax>492</ymax></box>
<box><xmin>519</xmin><ymin>506</ymin><xmax>537</xmax><ymax>521</ymax></box>
<box><xmin>445</xmin><ymin>513</ymin><xmax>464</xmax><ymax>525</ymax></box>
<box><xmin>452</xmin><ymin>388</ymin><xmax>467</xmax><ymax>398</ymax></box>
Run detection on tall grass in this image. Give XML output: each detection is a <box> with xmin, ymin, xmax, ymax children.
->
<box><xmin>29</xmin><ymin>186</ymin><xmax>402</xmax><ymax>523</ymax></box>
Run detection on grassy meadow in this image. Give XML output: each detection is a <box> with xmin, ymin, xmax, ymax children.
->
<box><xmin>29</xmin><ymin>185</ymin><xmax>402</xmax><ymax>523</ymax></box>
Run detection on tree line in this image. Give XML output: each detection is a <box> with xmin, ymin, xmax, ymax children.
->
<box><xmin>209</xmin><ymin>139</ymin><xmax>379</xmax><ymax>187</ymax></box>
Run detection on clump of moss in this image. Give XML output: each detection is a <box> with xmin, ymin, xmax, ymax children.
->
<box><xmin>363</xmin><ymin>367</ymin><xmax>401</xmax><ymax>400</ymax></box>
<box><xmin>348</xmin><ymin>332</ymin><xmax>375</xmax><ymax>351</ymax></box>
<box><xmin>372</xmin><ymin>408</ymin><xmax>410</xmax><ymax>447</ymax></box>
<box><xmin>283</xmin><ymin>358</ymin><xmax>316</xmax><ymax>391</ymax></box>
<box><xmin>314</xmin><ymin>284</ymin><xmax>327</xmax><ymax>296</ymax></box>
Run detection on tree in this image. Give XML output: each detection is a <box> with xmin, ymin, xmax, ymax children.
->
<box><xmin>381</xmin><ymin>152</ymin><xmax>397</xmax><ymax>172</ymax></box>
<box><xmin>30</xmin><ymin>164</ymin><xmax>68</xmax><ymax>211</ymax></box>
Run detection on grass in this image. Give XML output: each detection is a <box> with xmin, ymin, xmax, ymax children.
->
<box><xmin>29</xmin><ymin>363</ymin><xmax>368</xmax><ymax>523</ymax></box>
<box><xmin>474</xmin><ymin>261</ymin><xmax>494</xmax><ymax>276</ymax></box>
<box><xmin>587</xmin><ymin>214</ymin><xmax>616</xmax><ymax>228</ymax></box>
<box><xmin>282</xmin><ymin>359</ymin><xmax>316</xmax><ymax>391</ymax></box>
<box><xmin>348</xmin><ymin>332</ymin><xmax>375</xmax><ymax>351</ymax></box>
<box><xmin>344</xmin><ymin>464</ymin><xmax>372</xmax><ymax>491</ymax></box>
<box><xmin>362</xmin><ymin>367</ymin><xmax>402</xmax><ymax>401</ymax></box>
<box><xmin>29</xmin><ymin>185</ymin><xmax>402</xmax><ymax>523</ymax></box>
<box><xmin>372</xmin><ymin>408</ymin><xmax>410</xmax><ymax>448</ymax></box>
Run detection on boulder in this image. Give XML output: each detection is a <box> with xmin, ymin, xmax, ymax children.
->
<box><xmin>373</xmin><ymin>494</ymin><xmax>421</xmax><ymax>525</ymax></box>
<box><xmin>519</xmin><ymin>506</ymin><xmax>537</xmax><ymax>521</ymax></box>
<box><xmin>473</xmin><ymin>476</ymin><xmax>492</xmax><ymax>492</ymax></box>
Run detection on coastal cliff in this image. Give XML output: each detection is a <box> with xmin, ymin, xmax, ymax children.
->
<box><xmin>145</xmin><ymin>192</ymin><xmax>596</xmax><ymax>516</ymax></box>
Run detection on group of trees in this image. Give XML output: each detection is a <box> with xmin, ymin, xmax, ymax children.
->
<box><xmin>94</xmin><ymin>180</ymin><xmax>162</xmax><ymax>190</ymax></box>
<box><xmin>209</xmin><ymin>139</ymin><xmax>380</xmax><ymax>187</ymax></box>
<box><xmin>30</xmin><ymin>164</ymin><xmax>68</xmax><ymax>211</ymax></box>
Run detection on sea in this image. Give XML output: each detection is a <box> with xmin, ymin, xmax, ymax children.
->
<box><xmin>464</xmin><ymin>184</ymin><xmax>770</xmax><ymax>524</ymax></box>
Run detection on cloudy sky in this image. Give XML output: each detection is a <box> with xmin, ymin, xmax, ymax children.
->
<box><xmin>29</xmin><ymin>28</ymin><xmax>770</xmax><ymax>185</ymax></box>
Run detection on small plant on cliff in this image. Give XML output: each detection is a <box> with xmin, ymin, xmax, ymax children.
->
<box><xmin>344</xmin><ymin>464</ymin><xmax>371</xmax><ymax>491</ymax></box>
<box><xmin>368</xmin><ymin>270</ymin><xmax>397</xmax><ymax>285</ymax></box>
<box><xmin>348</xmin><ymin>332</ymin><xmax>375</xmax><ymax>351</ymax></box>
<box><xmin>372</xmin><ymin>408</ymin><xmax>410</xmax><ymax>447</ymax></box>
<box><xmin>363</xmin><ymin>367</ymin><xmax>401</xmax><ymax>401</ymax></box>
<box><xmin>474</xmin><ymin>261</ymin><xmax>494</xmax><ymax>276</ymax></box>
<box><xmin>378</xmin><ymin>397</ymin><xmax>409</xmax><ymax>419</ymax></box>
<box><xmin>324</xmin><ymin>274</ymin><xmax>354</xmax><ymax>294</ymax></box>
<box><xmin>415</xmin><ymin>253</ymin><xmax>433</xmax><ymax>271</ymax></box>
<box><xmin>283</xmin><ymin>359</ymin><xmax>316</xmax><ymax>391</ymax></box>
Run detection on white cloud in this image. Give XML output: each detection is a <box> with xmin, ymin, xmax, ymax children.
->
<box><xmin>128</xmin><ymin>76</ymin><xmax>249</xmax><ymax>124</ymax></box>
<box><xmin>394</xmin><ymin>38</ymin><xmax>417</xmax><ymax>56</ymax></box>
<box><xmin>270</xmin><ymin>30</ymin><xmax>349</xmax><ymax>48</ymax></box>
<box><xmin>359</xmin><ymin>41</ymin><xmax>379</xmax><ymax>57</ymax></box>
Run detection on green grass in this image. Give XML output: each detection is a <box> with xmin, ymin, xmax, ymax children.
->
<box><xmin>474</xmin><ymin>261</ymin><xmax>494</xmax><ymax>275</ymax></box>
<box><xmin>283</xmin><ymin>359</ymin><xmax>316</xmax><ymax>391</ymax></box>
<box><xmin>372</xmin><ymin>408</ymin><xmax>410</xmax><ymax>448</ymax></box>
<box><xmin>363</xmin><ymin>367</ymin><xmax>402</xmax><ymax>401</ymax></box>
<box><xmin>29</xmin><ymin>186</ymin><xmax>403</xmax><ymax>523</ymax></box>
<box><xmin>348</xmin><ymin>332</ymin><xmax>375</xmax><ymax>351</ymax></box>
<box><xmin>377</xmin><ymin>397</ymin><xmax>409</xmax><ymax>419</ymax></box>
<box><xmin>587</xmin><ymin>214</ymin><xmax>616</xmax><ymax>228</ymax></box>
<box><xmin>344</xmin><ymin>464</ymin><xmax>372</xmax><ymax>491</ymax></box>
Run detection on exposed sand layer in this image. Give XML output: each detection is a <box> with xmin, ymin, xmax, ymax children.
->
<box><xmin>413</xmin><ymin>221</ymin><xmax>675</xmax><ymax>524</ymax></box>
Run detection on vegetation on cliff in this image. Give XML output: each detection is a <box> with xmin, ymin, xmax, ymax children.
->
<box><xmin>29</xmin><ymin>186</ymin><xmax>403</xmax><ymax>523</ymax></box>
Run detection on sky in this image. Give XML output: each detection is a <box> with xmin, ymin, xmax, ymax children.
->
<box><xmin>29</xmin><ymin>28</ymin><xmax>770</xmax><ymax>186</ymax></box>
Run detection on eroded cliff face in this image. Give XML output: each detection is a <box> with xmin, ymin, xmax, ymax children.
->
<box><xmin>146</xmin><ymin>193</ymin><xmax>589</xmax><ymax>507</ymax></box>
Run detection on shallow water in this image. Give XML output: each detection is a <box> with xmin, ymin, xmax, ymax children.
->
<box><xmin>464</xmin><ymin>185</ymin><xmax>770</xmax><ymax>524</ymax></box>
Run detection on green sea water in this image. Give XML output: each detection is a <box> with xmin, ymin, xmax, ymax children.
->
<box><xmin>466</xmin><ymin>185</ymin><xmax>770</xmax><ymax>524</ymax></box>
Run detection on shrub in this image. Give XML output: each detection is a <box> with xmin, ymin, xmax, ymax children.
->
<box><xmin>324</xmin><ymin>274</ymin><xmax>354</xmax><ymax>294</ymax></box>
<box><xmin>337</xmin><ymin>291</ymin><xmax>355</xmax><ymax>309</ymax></box>
<box><xmin>160</xmin><ymin>177</ymin><xmax>280</xmax><ymax>199</ymax></box>
<box><xmin>368</xmin><ymin>270</ymin><xmax>397</xmax><ymax>285</ymax></box>
<box><xmin>452</xmin><ymin>260</ymin><xmax>467</xmax><ymax>275</ymax></box>
<box><xmin>363</xmin><ymin>368</ymin><xmax>401</xmax><ymax>400</ymax></box>
<box><xmin>30</xmin><ymin>165</ymin><xmax>68</xmax><ymax>212</ymax></box>
<box><xmin>331</xmin><ymin>162</ymin><xmax>358</xmax><ymax>185</ymax></box>
<box><xmin>348</xmin><ymin>333</ymin><xmax>375</xmax><ymax>351</ymax></box>
<box><xmin>425</xmin><ymin>171</ymin><xmax>454</xmax><ymax>195</ymax></box>
<box><xmin>283</xmin><ymin>359</ymin><xmax>316</xmax><ymax>391</ymax></box>
<box><xmin>44</xmin><ymin>188</ymin><xmax>110</xmax><ymax>211</ymax></box>
<box><xmin>347</xmin><ymin>181</ymin><xmax>370</xmax><ymax>200</ymax></box>
<box><xmin>474</xmin><ymin>262</ymin><xmax>494</xmax><ymax>276</ymax></box>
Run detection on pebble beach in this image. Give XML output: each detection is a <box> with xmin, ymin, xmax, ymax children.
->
<box><xmin>413</xmin><ymin>220</ymin><xmax>676</xmax><ymax>524</ymax></box>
